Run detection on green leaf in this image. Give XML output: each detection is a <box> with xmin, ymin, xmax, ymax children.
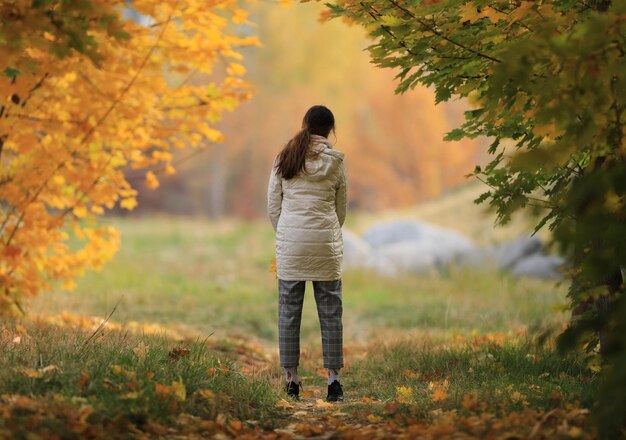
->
<box><xmin>2</xmin><ymin>67</ymin><xmax>21</xmax><ymax>78</ymax></box>
<box><xmin>443</xmin><ymin>128</ymin><xmax>466</xmax><ymax>141</ymax></box>
<box><xmin>379</xmin><ymin>15</ymin><xmax>404</xmax><ymax>27</ymax></box>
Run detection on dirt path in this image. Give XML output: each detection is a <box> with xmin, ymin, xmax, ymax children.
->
<box><xmin>273</xmin><ymin>386</ymin><xmax>353</xmax><ymax>439</ymax></box>
<box><xmin>225</xmin><ymin>336</ymin><xmax>594</xmax><ymax>440</ymax></box>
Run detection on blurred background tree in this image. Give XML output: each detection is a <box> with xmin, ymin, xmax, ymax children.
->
<box><xmin>318</xmin><ymin>0</ymin><xmax>625</xmax><ymax>436</ymax></box>
<box><xmin>128</xmin><ymin>1</ymin><xmax>486</xmax><ymax>217</ymax></box>
<box><xmin>0</xmin><ymin>0</ymin><xmax>257</xmax><ymax>314</ymax></box>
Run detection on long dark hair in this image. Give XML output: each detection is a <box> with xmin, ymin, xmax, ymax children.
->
<box><xmin>275</xmin><ymin>105</ymin><xmax>335</xmax><ymax>180</ymax></box>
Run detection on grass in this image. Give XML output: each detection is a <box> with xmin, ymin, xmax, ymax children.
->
<box><xmin>6</xmin><ymin>186</ymin><xmax>599</xmax><ymax>437</ymax></box>
<box><xmin>0</xmin><ymin>319</ymin><xmax>280</xmax><ymax>438</ymax></box>
<box><xmin>27</xmin><ymin>213</ymin><xmax>568</xmax><ymax>345</ymax></box>
<box><xmin>345</xmin><ymin>339</ymin><xmax>596</xmax><ymax>414</ymax></box>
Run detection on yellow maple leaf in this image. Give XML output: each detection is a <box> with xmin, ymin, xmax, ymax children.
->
<box><xmin>315</xmin><ymin>398</ymin><xmax>334</xmax><ymax>408</ymax></box>
<box><xmin>120</xmin><ymin>197</ymin><xmax>138</xmax><ymax>210</ymax></box>
<box><xmin>458</xmin><ymin>2</ymin><xmax>483</xmax><ymax>23</ymax></box>
<box><xmin>269</xmin><ymin>257</ymin><xmax>277</xmax><ymax>279</ymax></box>
<box><xmin>172</xmin><ymin>379</ymin><xmax>186</xmax><ymax>401</ymax></box>
<box><xmin>73</xmin><ymin>206</ymin><xmax>88</xmax><ymax>219</ymax></box>
<box><xmin>133</xmin><ymin>341</ymin><xmax>149</xmax><ymax>360</ymax></box>
<box><xmin>508</xmin><ymin>2</ymin><xmax>535</xmax><ymax>26</ymax></box>
<box><xmin>145</xmin><ymin>171</ymin><xmax>160</xmax><ymax>190</ymax></box>
<box><xmin>395</xmin><ymin>385</ymin><xmax>414</xmax><ymax>403</ymax></box>
<box><xmin>367</xmin><ymin>414</ymin><xmax>383</xmax><ymax>423</ymax></box>
<box><xmin>510</xmin><ymin>391</ymin><xmax>524</xmax><ymax>402</ymax></box>
<box><xmin>232</xmin><ymin>9</ymin><xmax>248</xmax><ymax>24</ymax></box>
<box><xmin>482</xmin><ymin>7</ymin><xmax>508</xmax><ymax>23</ymax></box>
<box><xmin>276</xmin><ymin>399</ymin><xmax>294</xmax><ymax>409</ymax></box>
<box><xmin>227</xmin><ymin>62</ymin><xmax>247</xmax><ymax>77</ymax></box>
<box><xmin>155</xmin><ymin>380</ymin><xmax>185</xmax><ymax>401</ymax></box>
<box><xmin>199</xmin><ymin>125</ymin><xmax>225</xmax><ymax>142</ymax></box>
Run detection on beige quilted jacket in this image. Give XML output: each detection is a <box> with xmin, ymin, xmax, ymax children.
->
<box><xmin>267</xmin><ymin>135</ymin><xmax>347</xmax><ymax>281</ymax></box>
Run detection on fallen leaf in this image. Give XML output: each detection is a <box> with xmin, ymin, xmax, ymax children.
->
<box><xmin>229</xmin><ymin>419</ymin><xmax>242</xmax><ymax>432</ymax></box>
<box><xmin>276</xmin><ymin>399</ymin><xmax>294</xmax><ymax>409</ymax></box>
<box><xmin>396</xmin><ymin>385</ymin><xmax>414</xmax><ymax>403</ymax></box>
<box><xmin>461</xmin><ymin>392</ymin><xmax>478</xmax><ymax>410</ymax></box>
<box><xmin>404</xmin><ymin>370</ymin><xmax>421</xmax><ymax>379</ymax></box>
<box><xmin>315</xmin><ymin>399</ymin><xmax>334</xmax><ymax>408</ymax></box>
<box><xmin>300</xmin><ymin>389</ymin><xmax>315</xmax><ymax>398</ymax></box>
<box><xmin>133</xmin><ymin>341</ymin><xmax>149</xmax><ymax>360</ymax></box>
<box><xmin>40</xmin><ymin>365</ymin><xmax>59</xmax><ymax>374</ymax></box>
<box><xmin>566</xmin><ymin>426</ymin><xmax>583</xmax><ymax>438</ymax></box>
<box><xmin>367</xmin><ymin>414</ymin><xmax>383</xmax><ymax>423</ymax></box>
<box><xmin>198</xmin><ymin>389</ymin><xmax>215</xmax><ymax>399</ymax></box>
<box><xmin>511</xmin><ymin>391</ymin><xmax>524</xmax><ymax>402</ymax></box>
<box><xmin>78</xmin><ymin>371</ymin><xmax>90</xmax><ymax>388</ymax></box>
<box><xmin>549</xmin><ymin>390</ymin><xmax>563</xmax><ymax>403</ymax></box>
<box><xmin>384</xmin><ymin>403</ymin><xmax>400</xmax><ymax>414</ymax></box>
<box><xmin>216</xmin><ymin>413</ymin><xmax>227</xmax><ymax>426</ymax></box>
<box><xmin>155</xmin><ymin>379</ymin><xmax>186</xmax><ymax>402</ymax></box>
<box><xmin>21</xmin><ymin>368</ymin><xmax>43</xmax><ymax>379</ymax></box>
<box><xmin>316</xmin><ymin>368</ymin><xmax>329</xmax><ymax>378</ymax></box>
<box><xmin>172</xmin><ymin>379</ymin><xmax>186</xmax><ymax>401</ymax></box>
<box><xmin>110</xmin><ymin>364</ymin><xmax>135</xmax><ymax>379</ymax></box>
<box><xmin>431</xmin><ymin>388</ymin><xmax>448</xmax><ymax>402</ymax></box>
<box><xmin>168</xmin><ymin>346</ymin><xmax>191</xmax><ymax>361</ymax></box>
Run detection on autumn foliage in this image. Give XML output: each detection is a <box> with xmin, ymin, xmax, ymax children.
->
<box><xmin>323</xmin><ymin>0</ymin><xmax>625</xmax><ymax>435</ymax></box>
<box><xmin>0</xmin><ymin>0</ymin><xmax>258</xmax><ymax>313</ymax></box>
<box><xmin>124</xmin><ymin>2</ymin><xmax>484</xmax><ymax>218</ymax></box>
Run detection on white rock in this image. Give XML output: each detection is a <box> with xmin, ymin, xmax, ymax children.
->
<box><xmin>494</xmin><ymin>235</ymin><xmax>543</xmax><ymax>270</ymax></box>
<box><xmin>511</xmin><ymin>254</ymin><xmax>565</xmax><ymax>280</ymax></box>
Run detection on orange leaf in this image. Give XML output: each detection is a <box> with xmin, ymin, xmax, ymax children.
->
<box><xmin>145</xmin><ymin>171</ymin><xmax>160</xmax><ymax>190</ymax></box>
<box><xmin>461</xmin><ymin>392</ymin><xmax>478</xmax><ymax>410</ymax></box>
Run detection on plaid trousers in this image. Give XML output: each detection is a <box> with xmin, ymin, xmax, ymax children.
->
<box><xmin>278</xmin><ymin>279</ymin><xmax>343</xmax><ymax>369</ymax></box>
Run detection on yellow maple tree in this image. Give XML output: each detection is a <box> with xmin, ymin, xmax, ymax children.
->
<box><xmin>0</xmin><ymin>0</ymin><xmax>259</xmax><ymax>314</ymax></box>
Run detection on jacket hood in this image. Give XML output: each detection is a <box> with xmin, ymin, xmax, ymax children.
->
<box><xmin>306</xmin><ymin>135</ymin><xmax>344</xmax><ymax>181</ymax></box>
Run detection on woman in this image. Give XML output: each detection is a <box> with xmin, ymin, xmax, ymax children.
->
<box><xmin>267</xmin><ymin>105</ymin><xmax>347</xmax><ymax>402</ymax></box>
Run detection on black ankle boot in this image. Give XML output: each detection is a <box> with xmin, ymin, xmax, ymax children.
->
<box><xmin>326</xmin><ymin>380</ymin><xmax>344</xmax><ymax>402</ymax></box>
<box><xmin>285</xmin><ymin>381</ymin><xmax>301</xmax><ymax>400</ymax></box>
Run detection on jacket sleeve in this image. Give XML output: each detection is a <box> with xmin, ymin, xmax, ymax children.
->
<box><xmin>335</xmin><ymin>161</ymin><xmax>347</xmax><ymax>227</ymax></box>
<box><xmin>267</xmin><ymin>159</ymin><xmax>283</xmax><ymax>232</ymax></box>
